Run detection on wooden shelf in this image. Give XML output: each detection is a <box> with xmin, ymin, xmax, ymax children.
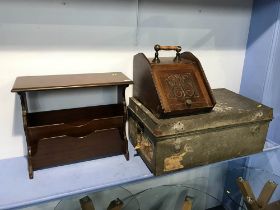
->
<box><xmin>27</xmin><ymin>104</ymin><xmax>124</xmax><ymax>138</ymax></box>
<box><xmin>11</xmin><ymin>72</ymin><xmax>133</xmax><ymax>179</ymax></box>
<box><xmin>11</xmin><ymin>72</ymin><xmax>133</xmax><ymax>92</ymax></box>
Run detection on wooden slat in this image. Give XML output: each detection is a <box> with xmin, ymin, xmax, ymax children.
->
<box><xmin>11</xmin><ymin>72</ymin><xmax>133</xmax><ymax>92</ymax></box>
<box><xmin>257</xmin><ymin>180</ymin><xmax>277</xmax><ymax>208</ymax></box>
<box><xmin>264</xmin><ymin>200</ymin><xmax>280</xmax><ymax>210</ymax></box>
<box><xmin>236</xmin><ymin>177</ymin><xmax>256</xmax><ymax>200</ymax></box>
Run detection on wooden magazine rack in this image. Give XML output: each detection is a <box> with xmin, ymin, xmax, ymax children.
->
<box><xmin>12</xmin><ymin>72</ymin><xmax>133</xmax><ymax>179</ymax></box>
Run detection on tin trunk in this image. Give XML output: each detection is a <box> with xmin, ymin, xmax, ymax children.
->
<box><xmin>128</xmin><ymin>88</ymin><xmax>273</xmax><ymax>175</ymax></box>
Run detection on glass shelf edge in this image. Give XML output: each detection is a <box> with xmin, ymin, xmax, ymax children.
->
<box><xmin>263</xmin><ymin>139</ymin><xmax>280</xmax><ymax>152</ymax></box>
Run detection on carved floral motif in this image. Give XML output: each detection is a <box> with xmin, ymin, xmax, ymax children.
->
<box><xmin>165</xmin><ymin>73</ymin><xmax>199</xmax><ymax>99</ymax></box>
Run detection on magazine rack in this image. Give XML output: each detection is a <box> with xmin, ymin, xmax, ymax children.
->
<box><xmin>12</xmin><ymin>72</ymin><xmax>133</xmax><ymax>179</ymax></box>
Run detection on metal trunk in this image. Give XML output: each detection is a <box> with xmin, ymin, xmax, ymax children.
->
<box><xmin>128</xmin><ymin>88</ymin><xmax>273</xmax><ymax>175</ymax></box>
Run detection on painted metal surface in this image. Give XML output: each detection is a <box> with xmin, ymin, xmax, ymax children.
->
<box><xmin>129</xmin><ymin>89</ymin><xmax>272</xmax><ymax>138</ymax></box>
<box><xmin>128</xmin><ymin>89</ymin><xmax>272</xmax><ymax>175</ymax></box>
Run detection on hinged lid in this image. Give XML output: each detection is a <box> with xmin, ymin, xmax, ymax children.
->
<box><xmin>133</xmin><ymin>45</ymin><xmax>215</xmax><ymax>118</ymax></box>
<box><xmin>129</xmin><ymin>88</ymin><xmax>273</xmax><ymax>138</ymax></box>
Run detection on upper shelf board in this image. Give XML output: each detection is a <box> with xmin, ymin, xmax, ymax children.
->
<box><xmin>11</xmin><ymin>72</ymin><xmax>133</xmax><ymax>92</ymax></box>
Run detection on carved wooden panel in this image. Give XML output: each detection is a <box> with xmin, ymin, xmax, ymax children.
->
<box><xmin>152</xmin><ymin>68</ymin><xmax>213</xmax><ymax>113</ymax></box>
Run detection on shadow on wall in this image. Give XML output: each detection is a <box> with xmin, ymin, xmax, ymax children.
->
<box><xmin>0</xmin><ymin>0</ymin><xmax>255</xmax><ymax>50</ymax></box>
<box><xmin>12</xmin><ymin>95</ymin><xmax>27</xmax><ymax>154</ymax></box>
<box><xmin>12</xmin><ymin>95</ymin><xmax>24</xmax><ymax>137</ymax></box>
<box><xmin>246</xmin><ymin>0</ymin><xmax>279</xmax><ymax>48</ymax></box>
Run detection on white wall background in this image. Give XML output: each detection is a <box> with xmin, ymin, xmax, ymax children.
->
<box><xmin>0</xmin><ymin>0</ymin><xmax>252</xmax><ymax>160</ymax></box>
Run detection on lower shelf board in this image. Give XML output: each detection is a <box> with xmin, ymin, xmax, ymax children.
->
<box><xmin>27</xmin><ymin>104</ymin><xmax>124</xmax><ymax>141</ymax></box>
<box><xmin>24</xmin><ymin>104</ymin><xmax>129</xmax><ymax>178</ymax></box>
<box><xmin>32</xmin><ymin>128</ymin><xmax>126</xmax><ymax>170</ymax></box>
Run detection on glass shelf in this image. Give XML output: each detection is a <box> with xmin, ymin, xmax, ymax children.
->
<box><xmin>16</xmin><ymin>160</ymin><xmax>280</xmax><ymax>210</ymax></box>
<box><xmin>55</xmin><ymin>187</ymin><xmax>139</xmax><ymax>210</ymax></box>
<box><xmin>133</xmin><ymin>185</ymin><xmax>226</xmax><ymax>210</ymax></box>
<box><xmin>55</xmin><ymin>184</ymin><xmax>232</xmax><ymax>210</ymax></box>
<box><xmin>263</xmin><ymin>140</ymin><xmax>280</xmax><ymax>152</ymax></box>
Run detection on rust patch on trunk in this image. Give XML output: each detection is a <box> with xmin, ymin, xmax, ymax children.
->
<box><xmin>129</xmin><ymin>117</ymin><xmax>154</xmax><ymax>163</ymax></box>
<box><xmin>164</xmin><ymin>152</ymin><xmax>186</xmax><ymax>172</ymax></box>
<box><xmin>138</xmin><ymin>135</ymin><xmax>153</xmax><ymax>163</ymax></box>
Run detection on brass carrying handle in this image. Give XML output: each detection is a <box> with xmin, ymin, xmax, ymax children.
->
<box><xmin>152</xmin><ymin>44</ymin><xmax>182</xmax><ymax>63</ymax></box>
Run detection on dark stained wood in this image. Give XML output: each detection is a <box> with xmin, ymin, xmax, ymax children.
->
<box><xmin>133</xmin><ymin>53</ymin><xmax>163</xmax><ymax>119</ymax></box>
<box><xmin>27</xmin><ymin>105</ymin><xmax>124</xmax><ymax>154</ymax></box>
<box><xmin>32</xmin><ymin>128</ymin><xmax>124</xmax><ymax>170</ymax></box>
<box><xmin>11</xmin><ymin>72</ymin><xmax>133</xmax><ymax>92</ymax></box>
<box><xmin>181</xmin><ymin>52</ymin><xmax>216</xmax><ymax>107</ymax></box>
<box><xmin>117</xmin><ymin>85</ymin><xmax>130</xmax><ymax>160</ymax></box>
<box><xmin>18</xmin><ymin>92</ymin><xmax>33</xmax><ymax>179</ymax></box>
<box><xmin>133</xmin><ymin>47</ymin><xmax>215</xmax><ymax>118</ymax></box>
<box><xmin>28</xmin><ymin>104</ymin><xmax>123</xmax><ymax>127</ymax></box>
<box><xmin>11</xmin><ymin>72</ymin><xmax>132</xmax><ymax>179</ymax></box>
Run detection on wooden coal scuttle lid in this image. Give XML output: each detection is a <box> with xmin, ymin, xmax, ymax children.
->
<box><xmin>133</xmin><ymin>44</ymin><xmax>216</xmax><ymax>118</ymax></box>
